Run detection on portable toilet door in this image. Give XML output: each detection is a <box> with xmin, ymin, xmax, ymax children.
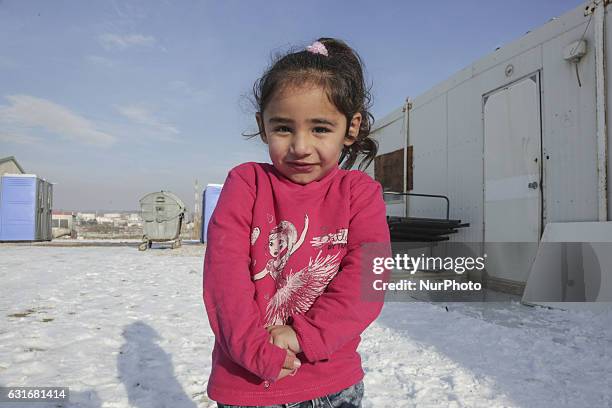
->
<box><xmin>45</xmin><ymin>181</ymin><xmax>53</xmax><ymax>240</ymax></box>
<box><xmin>0</xmin><ymin>174</ymin><xmax>37</xmax><ymax>241</ymax></box>
<box><xmin>35</xmin><ymin>178</ymin><xmax>44</xmax><ymax>240</ymax></box>
<box><xmin>35</xmin><ymin>177</ymin><xmax>52</xmax><ymax>241</ymax></box>
<box><xmin>39</xmin><ymin>180</ymin><xmax>52</xmax><ymax>241</ymax></box>
<box><xmin>201</xmin><ymin>184</ymin><xmax>223</xmax><ymax>243</ymax></box>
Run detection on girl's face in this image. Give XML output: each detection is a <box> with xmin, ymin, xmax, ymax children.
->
<box><xmin>268</xmin><ymin>234</ymin><xmax>287</xmax><ymax>257</ymax></box>
<box><xmin>257</xmin><ymin>84</ymin><xmax>361</xmax><ymax>185</ymax></box>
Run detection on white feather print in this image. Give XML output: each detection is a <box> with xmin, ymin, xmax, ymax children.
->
<box><xmin>250</xmin><ymin>227</ymin><xmax>260</xmax><ymax>245</ymax></box>
<box><xmin>264</xmin><ymin>250</ymin><xmax>341</xmax><ymax>326</ymax></box>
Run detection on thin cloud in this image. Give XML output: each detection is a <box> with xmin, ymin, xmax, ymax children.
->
<box><xmin>0</xmin><ymin>132</ymin><xmax>43</xmax><ymax>145</ymax></box>
<box><xmin>98</xmin><ymin>33</ymin><xmax>156</xmax><ymax>50</ymax></box>
<box><xmin>0</xmin><ymin>95</ymin><xmax>116</xmax><ymax>146</ymax></box>
<box><xmin>117</xmin><ymin>104</ymin><xmax>180</xmax><ymax>142</ymax></box>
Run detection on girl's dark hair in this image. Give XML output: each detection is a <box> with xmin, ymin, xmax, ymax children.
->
<box><xmin>246</xmin><ymin>37</ymin><xmax>377</xmax><ymax>171</ymax></box>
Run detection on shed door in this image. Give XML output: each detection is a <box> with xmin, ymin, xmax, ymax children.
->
<box><xmin>483</xmin><ymin>74</ymin><xmax>542</xmax><ymax>282</ymax></box>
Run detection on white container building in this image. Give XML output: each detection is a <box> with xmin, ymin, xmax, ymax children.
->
<box><xmin>367</xmin><ymin>0</ymin><xmax>612</xmax><ymax>302</ymax></box>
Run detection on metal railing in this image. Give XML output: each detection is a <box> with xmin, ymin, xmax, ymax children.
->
<box><xmin>382</xmin><ymin>191</ymin><xmax>450</xmax><ymax>220</ymax></box>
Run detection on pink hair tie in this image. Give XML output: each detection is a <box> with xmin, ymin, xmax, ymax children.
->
<box><xmin>306</xmin><ymin>41</ymin><xmax>328</xmax><ymax>57</ymax></box>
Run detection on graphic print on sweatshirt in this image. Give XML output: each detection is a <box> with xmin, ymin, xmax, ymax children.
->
<box><xmin>250</xmin><ymin>227</ymin><xmax>260</xmax><ymax>245</ymax></box>
<box><xmin>252</xmin><ymin>214</ymin><xmax>309</xmax><ymax>281</ymax></box>
<box><xmin>251</xmin><ymin>214</ymin><xmax>342</xmax><ymax>326</ymax></box>
<box><xmin>310</xmin><ymin>228</ymin><xmax>348</xmax><ymax>250</ymax></box>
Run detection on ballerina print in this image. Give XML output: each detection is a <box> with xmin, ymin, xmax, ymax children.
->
<box><xmin>252</xmin><ymin>214</ymin><xmax>309</xmax><ymax>281</ymax></box>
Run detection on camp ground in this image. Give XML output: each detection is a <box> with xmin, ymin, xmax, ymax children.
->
<box><xmin>1</xmin><ymin>244</ymin><xmax>610</xmax><ymax>407</ymax></box>
<box><xmin>367</xmin><ymin>0</ymin><xmax>612</xmax><ymax>308</ymax></box>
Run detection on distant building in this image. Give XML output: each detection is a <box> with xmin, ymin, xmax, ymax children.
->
<box><xmin>51</xmin><ymin>210</ymin><xmax>76</xmax><ymax>238</ymax></box>
<box><xmin>96</xmin><ymin>216</ymin><xmax>113</xmax><ymax>224</ymax></box>
<box><xmin>0</xmin><ymin>156</ymin><xmax>25</xmax><ymax>176</ymax></box>
<box><xmin>77</xmin><ymin>213</ymin><xmax>96</xmax><ymax>222</ymax></box>
<box><xmin>113</xmin><ymin>218</ymin><xmax>128</xmax><ymax>227</ymax></box>
<box><xmin>103</xmin><ymin>213</ymin><xmax>121</xmax><ymax>219</ymax></box>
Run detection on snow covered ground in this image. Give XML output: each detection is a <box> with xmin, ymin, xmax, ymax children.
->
<box><xmin>0</xmin><ymin>244</ymin><xmax>610</xmax><ymax>408</ymax></box>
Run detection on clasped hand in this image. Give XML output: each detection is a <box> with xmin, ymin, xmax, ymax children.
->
<box><xmin>266</xmin><ymin>325</ymin><xmax>303</xmax><ymax>380</ymax></box>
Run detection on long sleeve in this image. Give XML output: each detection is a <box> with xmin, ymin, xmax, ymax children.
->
<box><xmin>203</xmin><ymin>167</ymin><xmax>287</xmax><ymax>382</ymax></box>
<box><xmin>291</xmin><ymin>180</ymin><xmax>392</xmax><ymax>363</ymax></box>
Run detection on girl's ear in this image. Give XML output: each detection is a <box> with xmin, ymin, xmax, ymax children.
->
<box><xmin>344</xmin><ymin>112</ymin><xmax>362</xmax><ymax>146</ymax></box>
<box><xmin>256</xmin><ymin>112</ymin><xmax>268</xmax><ymax>144</ymax></box>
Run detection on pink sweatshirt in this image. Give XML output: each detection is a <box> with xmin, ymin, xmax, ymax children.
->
<box><xmin>203</xmin><ymin>161</ymin><xmax>391</xmax><ymax>406</ymax></box>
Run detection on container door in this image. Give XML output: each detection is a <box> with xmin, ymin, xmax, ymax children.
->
<box><xmin>483</xmin><ymin>73</ymin><xmax>542</xmax><ymax>283</ymax></box>
<box><xmin>36</xmin><ymin>178</ymin><xmax>43</xmax><ymax>240</ymax></box>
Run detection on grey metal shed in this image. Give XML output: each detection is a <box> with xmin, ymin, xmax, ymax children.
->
<box><xmin>138</xmin><ymin>191</ymin><xmax>186</xmax><ymax>251</ymax></box>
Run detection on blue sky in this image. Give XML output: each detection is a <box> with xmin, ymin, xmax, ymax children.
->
<box><xmin>0</xmin><ymin>0</ymin><xmax>584</xmax><ymax>211</ymax></box>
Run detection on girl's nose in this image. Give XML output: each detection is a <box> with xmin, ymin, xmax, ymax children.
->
<box><xmin>290</xmin><ymin>132</ymin><xmax>311</xmax><ymax>157</ymax></box>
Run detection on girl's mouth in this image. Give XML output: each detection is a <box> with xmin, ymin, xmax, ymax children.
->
<box><xmin>288</xmin><ymin>162</ymin><xmax>316</xmax><ymax>173</ymax></box>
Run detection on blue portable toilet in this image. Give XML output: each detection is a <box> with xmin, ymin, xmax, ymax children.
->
<box><xmin>0</xmin><ymin>174</ymin><xmax>53</xmax><ymax>241</ymax></box>
<box><xmin>200</xmin><ymin>184</ymin><xmax>223</xmax><ymax>243</ymax></box>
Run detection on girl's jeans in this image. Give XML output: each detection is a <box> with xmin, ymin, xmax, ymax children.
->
<box><xmin>216</xmin><ymin>380</ymin><xmax>364</xmax><ymax>408</ymax></box>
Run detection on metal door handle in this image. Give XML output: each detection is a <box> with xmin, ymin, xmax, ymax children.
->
<box><xmin>528</xmin><ymin>181</ymin><xmax>538</xmax><ymax>189</ymax></box>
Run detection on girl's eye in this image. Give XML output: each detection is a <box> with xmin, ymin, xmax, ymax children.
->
<box><xmin>274</xmin><ymin>126</ymin><xmax>292</xmax><ymax>133</ymax></box>
<box><xmin>313</xmin><ymin>127</ymin><xmax>331</xmax><ymax>134</ymax></box>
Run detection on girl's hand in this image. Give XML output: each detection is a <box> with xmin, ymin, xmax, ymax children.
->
<box><xmin>267</xmin><ymin>325</ymin><xmax>303</xmax><ymax>354</ymax></box>
<box><xmin>277</xmin><ymin>349</ymin><xmax>301</xmax><ymax>380</ymax></box>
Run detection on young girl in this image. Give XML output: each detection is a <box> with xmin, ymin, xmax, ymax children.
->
<box><xmin>203</xmin><ymin>37</ymin><xmax>392</xmax><ymax>408</ymax></box>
